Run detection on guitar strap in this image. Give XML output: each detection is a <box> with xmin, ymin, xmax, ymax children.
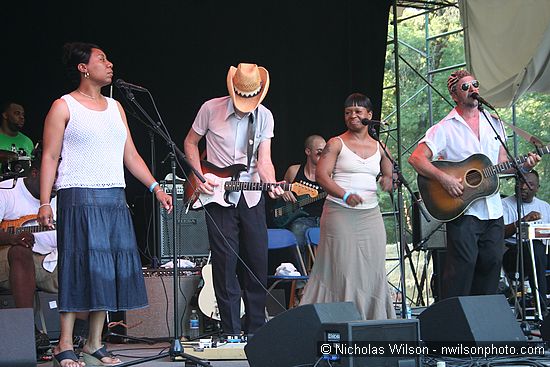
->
<box><xmin>497</xmin><ymin>117</ymin><xmax>546</xmax><ymax>147</ymax></box>
<box><xmin>246</xmin><ymin>112</ymin><xmax>256</xmax><ymax>172</ymax></box>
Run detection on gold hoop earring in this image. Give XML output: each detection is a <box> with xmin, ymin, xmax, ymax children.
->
<box><xmin>84</xmin><ymin>72</ymin><xmax>90</xmax><ymax>79</ymax></box>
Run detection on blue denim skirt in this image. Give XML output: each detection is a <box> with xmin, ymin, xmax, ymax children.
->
<box><xmin>56</xmin><ymin>187</ymin><xmax>148</xmax><ymax>312</ymax></box>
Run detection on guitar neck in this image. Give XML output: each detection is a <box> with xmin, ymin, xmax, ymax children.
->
<box><xmin>485</xmin><ymin>145</ymin><xmax>550</xmax><ymax>177</ymax></box>
<box><xmin>224</xmin><ymin>181</ymin><xmax>292</xmax><ymax>192</ymax></box>
<box><xmin>276</xmin><ymin>191</ymin><xmax>327</xmax><ymax>216</ymax></box>
<box><xmin>6</xmin><ymin>225</ymin><xmax>52</xmax><ymax>235</ymax></box>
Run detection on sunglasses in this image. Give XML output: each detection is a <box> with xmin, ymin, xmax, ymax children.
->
<box><xmin>460</xmin><ymin>80</ymin><xmax>479</xmax><ymax>91</ymax></box>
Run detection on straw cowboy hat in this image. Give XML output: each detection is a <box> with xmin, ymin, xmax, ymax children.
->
<box><xmin>227</xmin><ymin>63</ymin><xmax>270</xmax><ymax>113</ymax></box>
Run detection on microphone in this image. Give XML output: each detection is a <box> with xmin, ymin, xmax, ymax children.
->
<box><xmin>361</xmin><ymin>118</ymin><xmax>389</xmax><ymax>127</ymax></box>
<box><xmin>471</xmin><ymin>92</ymin><xmax>495</xmax><ymax>110</ymax></box>
<box><xmin>114</xmin><ymin>79</ymin><xmax>148</xmax><ymax>92</ymax></box>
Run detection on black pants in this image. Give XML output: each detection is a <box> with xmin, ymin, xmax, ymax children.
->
<box><xmin>205</xmin><ymin>195</ymin><xmax>268</xmax><ymax>334</ymax></box>
<box><xmin>503</xmin><ymin>240</ymin><xmax>548</xmax><ymax>310</ymax></box>
<box><xmin>442</xmin><ymin>215</ymin><xmax>504</xmax><ymax>299</ymax></box>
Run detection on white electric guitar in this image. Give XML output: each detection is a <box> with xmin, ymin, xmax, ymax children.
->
<box><xmin>184</xmin><ymin>161</ymin><xmax>318</xmax><ymax>209</ymax></box>
<box><xmin>198</xmin><ymin>263</ymin><xmax>245</xmax><ymax>321</ymax></box>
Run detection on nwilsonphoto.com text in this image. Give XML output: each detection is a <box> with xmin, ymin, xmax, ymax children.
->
<box><xmin>318</xmin><ymin>342</ymin><xmax>545</xmax><ymax>358</ymax></box>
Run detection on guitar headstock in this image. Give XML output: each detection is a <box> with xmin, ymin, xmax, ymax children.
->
<box><xmin>291</xmin><ymin>181</ymin><xmax>318</xmax><ymax>198</ymax></box>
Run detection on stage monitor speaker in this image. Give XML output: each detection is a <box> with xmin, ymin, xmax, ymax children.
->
<box><xmin>245</xmin><ymin>302</ymin><xmax>361</xmax><ymax>367</ymax></box>
<box><xmin>34</xmin><ymin>291</ymin><xmax>61</xmax><ymax>340</ymax></box>
<box><xmin>418</xmin><ymin>294</ymin><xmax>526</xmax><ymax>345</ymax></box>
<box><xmin>0</xmin><ymin>291</ymin><xmax>61</xmax><ymax>340</ymax></box>
<box><xmin>125</xmin><ymin>271</ymin><xmax>201</xmax><ymax>339</ymax></box>
<box><xmin>412</xmin><ymin>192</ymin><xmax>446</xmax><ymax>249</ymax></box>
<box><xmin>159</xmin><ymin>198</ymin><xmax>210</xmax><ymax>258</ymax></box>
<box><xmin>319</xmin><ymin>319</ymin><xmax>420</xmax><ymax>367</ymax></box>
<box><xmin>0</xmin><ymin>308</ymin><xmax>36</xmax><ymax>366</ymax></box>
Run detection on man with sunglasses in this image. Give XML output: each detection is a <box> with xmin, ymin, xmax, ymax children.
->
<box><xmin>409</xmin><ymin>69</ymin><xmax>540</xmax><ymax>300</ymax></box>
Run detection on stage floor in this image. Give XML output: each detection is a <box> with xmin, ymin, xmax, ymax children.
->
<box><xmin>38</xmin><ymin>342</ymin><xmax>250</xmax><ymax>367</ymax></box>
<box><xmin>36</xmin><ymin>340</ymin><xmax>550</xmax><ymax>367</ymax></box>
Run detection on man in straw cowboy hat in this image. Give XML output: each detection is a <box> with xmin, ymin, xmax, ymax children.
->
<box><xmin>184</xmin><ymin>63</ymin><xmax>284</xmax><ymax>336</ymax></box>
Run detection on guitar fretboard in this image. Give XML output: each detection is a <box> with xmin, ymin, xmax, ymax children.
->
<box><xmin>6</xmin><ymin>224</ymin><xmax>53</xmax><ymax>235</ymax></box>
<box><xmin>224</xmin><ymin>182</ymin><xmax>292</xmax><ymax>192</ymax></box>
<box><xmin>274</xmin><ymin>191</ymin><xmax>328</xmax><ymax>217</ymax></box>
<box><xmin>482</xmin><ymin>145</ymin><xmax>550</xmax><ymax>178</ymax></box>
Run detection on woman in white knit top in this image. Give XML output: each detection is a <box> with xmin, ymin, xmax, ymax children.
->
<box><xmin>37</xmin><ymin>42</ymin><xmax>173</xmax><ymax>367</ymax></box>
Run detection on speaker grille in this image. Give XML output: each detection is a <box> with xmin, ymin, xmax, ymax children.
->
<box><xmin>125</xmin><ymin>273</ymin><xmax>201</xmax><ymax>338</ymax></box>
<box><xmin>159</xmin><ymin>198</ymin><xmax>210</xmax><ymax>257</ymax></box>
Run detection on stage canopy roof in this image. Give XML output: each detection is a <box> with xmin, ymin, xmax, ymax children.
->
<box><xmin>461</xmin><ymin>0</ymin><xmax>550</xmax><ymax>107</ymax></box>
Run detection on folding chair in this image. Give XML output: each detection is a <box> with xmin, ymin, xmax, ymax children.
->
<box><xmin>305</xmin><ymin>226</ymin><xmax>320</xmax><ymax>270</ymax></box>
<box><xmin>266</xmin><ymin>229</ymin><xmax>308</xmax><ymax>312</ymax></box>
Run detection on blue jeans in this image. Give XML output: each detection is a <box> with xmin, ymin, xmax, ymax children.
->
<box><xmin>288</xmin><ymin>216</ymin><xmax>320</xmax><ymax>247</ymax></box>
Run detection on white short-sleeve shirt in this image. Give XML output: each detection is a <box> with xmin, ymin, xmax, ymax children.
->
<box><xmin>191</xmin><ymin>96</ymin><xmax>274</xmax><ymax>207</ymax></box>
<box><xmin>419</xmin><ymin>108</ymin><xmax>506</xmax><ymax>220</ymax></box>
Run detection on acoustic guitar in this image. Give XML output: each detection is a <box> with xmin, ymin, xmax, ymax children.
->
<box><xmin>184</xmin><ymin>161</ymin><xmax>318</xmax><ymax>209</ymax></box>
<box><xmin>417</xmin><ymin>145</ymin><xmax>549</xmax><ymax>222</ymax></box>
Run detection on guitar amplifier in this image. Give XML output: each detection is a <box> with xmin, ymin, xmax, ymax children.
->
<box><xmin>160</xmin><ymin>181</ymin><xmax>185</xmax><ymax>196</ymax></box>
<box><xmin>125</xmin><ymin>270</ymin><xmax>201</xmax><ymax>338</ymax></box>
<box><xmin>412</xmin><ymin>192</ymin><xmax>446</xmax><ymax>249</ymax></box>
<box><xmin>158</xmin><ymin>197</ymin><xmax>210</xmax><ymax>258</ymax></box>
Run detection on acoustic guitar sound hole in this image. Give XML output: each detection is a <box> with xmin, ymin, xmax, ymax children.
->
<box><xmin>465</xmin><ymin>170</ymin><xmax>482</xmax><ymax>187</ymax></box>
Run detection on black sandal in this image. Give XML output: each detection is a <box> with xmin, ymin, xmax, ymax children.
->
<box><xmin>53</xmin><ymin>350</ymin><xmax>80</xmax><ymax>367</ymax></box>
<box><xmin>82</xmin><ymin>345</ymin><xmax>122</xmax><ymax>366</ymax></box>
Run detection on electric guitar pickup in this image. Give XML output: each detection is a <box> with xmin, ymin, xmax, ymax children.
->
<box><xmin>184</xmin><ymin>161</ymin><xmax>318</xmax><ymax>209</ymax></box>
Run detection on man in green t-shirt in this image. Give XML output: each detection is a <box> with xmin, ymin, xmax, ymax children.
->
<box><xmin>0</xmin><ymin>101</ymin><xmax>34</xmax><ymax>155</ymax></box>
<box><xmin>0</xmin><ymin>101</ymin><xmax>34</xmax><ymax>174</ymax></box>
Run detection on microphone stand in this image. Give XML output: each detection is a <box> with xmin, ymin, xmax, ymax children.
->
<box><xmin>368</xmin><ymin>124</ymin><xmax>431</xmax><ymax>317</ymax></box>
<box><xmin>477</xmin><ymin>103</ymin><xmax>536</xmax><ymax>333</ymax></box>
<box><xmin>149</xmin><ymin>130</ymin><xmax>159</xmax><ymax>268</ymax></box>
<box><xmin>116</xmin><ymin>85</ymin><xmax>209</xmax><ymax>366</ymax></box>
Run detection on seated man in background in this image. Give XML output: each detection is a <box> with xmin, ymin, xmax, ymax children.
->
<box><xmin>0</xmin><ymin>149</ymin><xmax>57</xmax><ymax>349</ymax></box>
<box><xmin>502</xmin><ymin>170</ymin><xmax>550</xmax><ymax>313</ymax></box>
<box><xmin>0</xmin><ymin>148</ymin><xmax>88</xmax><ymax>352</ymax></box>
<box><xmin>267</xmin><ymin>135</ymin><xmax>326</xmax><ymax>280</ymax></box>
<box><xmin>279</xmin><ymin>135</ymin><xmax>327</xmax><ymax>247</ymax></box>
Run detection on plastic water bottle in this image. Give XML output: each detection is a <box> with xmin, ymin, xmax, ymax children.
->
<box><xmin>189</xmin><ymin>310</ymin><xmax>200</xmax><ymax>339</ymax></box>
<box><xmin>405</xmin><ymin>305</ymin><xmax>412</xmax><ymax>319</ymax></box>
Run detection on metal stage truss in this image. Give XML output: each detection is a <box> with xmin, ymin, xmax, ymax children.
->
<box><xmin>383</xmin><ymin>0</ymin><xmax>528</xmax><ymax>311</ymax></box>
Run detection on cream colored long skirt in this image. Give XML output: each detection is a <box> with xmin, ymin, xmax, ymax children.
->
<box><xmin>300</xmin><ymin>200</ymin><xmax>396</xmax><ymax>320</ymax></box>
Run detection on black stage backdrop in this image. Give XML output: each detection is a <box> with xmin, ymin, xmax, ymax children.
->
<box><xmin>2</xmin><ymin>1</ymin><xmax>391</xmax><ymax>255</ymax></box>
